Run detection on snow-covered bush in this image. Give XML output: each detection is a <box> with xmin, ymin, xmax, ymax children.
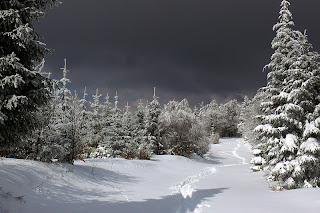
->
<box><xmin>198</xmin><ymin>99</ymin><xmax>240</xmax><ymax>138</ymax></box>
<box><xmin>146</xmin><ymin>88</ymin><xmax>162</xmax><ymax>154</ymax></box>
<box><xmin>160</xmin><ymin>99</ymin><xmax>210</xmax><ymax>157</ymax></box>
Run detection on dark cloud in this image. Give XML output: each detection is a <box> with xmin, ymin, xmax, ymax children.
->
<box><xmin>34</xmin><ymin>0</ymin><xmax>320</xmax><ymax>106</ymax></box>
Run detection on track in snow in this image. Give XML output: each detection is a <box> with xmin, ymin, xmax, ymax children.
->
<box><xmin>170</xmin><ymin>167</ymin><xmax>216</xmax><ymax>213</ymax></box>
<box><xmin>232</xmin><ymin>139</ymin><xmax>248</xmax><ymax>165</ymax></box>
<box><xmin>169</xmin><ymin>139</ymin><xmax>249</xmax><ymax>213</ymax></box>
<box><xmin>171</xmin><ymin>167</ymin><xmax>217</xmax><ymax>199</ymax></box>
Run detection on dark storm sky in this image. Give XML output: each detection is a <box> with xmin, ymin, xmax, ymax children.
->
<box><xmin>34</xmin><ymin>0</ymin><xmax>320</xmax><ymax>106</ymax></box>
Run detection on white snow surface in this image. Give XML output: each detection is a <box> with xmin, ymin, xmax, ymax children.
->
<box><xmin>1</xmin><ymin>138</ymin><xmax>320</xmax><ymax>213</ymax></box>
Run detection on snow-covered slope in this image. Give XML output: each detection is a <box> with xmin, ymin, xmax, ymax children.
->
<box><xmin>1</xmin><ymin>138</ymin><xmax>320</xmax><ymax>213</ymax></box>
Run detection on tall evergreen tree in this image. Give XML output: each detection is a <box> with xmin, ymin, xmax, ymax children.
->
<box><xmin>52</xmin><ymin>59</ymin><xmax>77</xmax><ymax>163</ymax></box>
<box><xmin>0</xmin><ymin>0</ymin><xmax>58</xmax><ymax>146</ymax></box>
<box><xmin>255</xmin><ymin>0</ymin><xmax>320</xmax><ymax>188</ymax></box>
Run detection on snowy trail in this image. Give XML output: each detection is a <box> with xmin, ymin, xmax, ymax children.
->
<box><xmin>231</xmin><ymin>138</ymin><xmax>248</xmax><ymax>165</ymax></box>
<box><xmin>2</xmin><ymin>138</ymin><xmax>320</xmax><ymax>213</ymax></box>
<box><xmin>168</xmin><ymin>138</ymin><xmax>250</xmax><ymax>213</ymax></box>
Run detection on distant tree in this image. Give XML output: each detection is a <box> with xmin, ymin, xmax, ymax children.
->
<box><xmin>238</xmin><ymin>97</ymin><xmax>253</xmax><ymax>140</ymax></box>
<box><xmin>146</xmin><ymin>88</ymin><xmax>162</xmax><ymax>154</ymax></box>
<box><xmin>219</xmin><ymin>100</ymin><xmax>240</xmax><ymax>137</ymax></box>
<box><xmin>77</xmin><ymin>87</ymin><xmax>90</xmax><ymax>152</ymax></box>
<box><xmin>160</xmin><ymin>99</ymin><xmax>210</xmax><ymax>157</ymax></box>
<box><xmin>107</xmin><ymin>92</ymin><xmax>125</xmax><ymax>157</ymax></box>
<box><xmin>121</xmin><ymin>103</ymin><xmax>138</xmax><ymax>159</ymax></box>
<box><xmin>94</xmin><ymin>93</ymin><xmax>113</xmax><ymax>155</ymax></box>
<box><xmin>0</xmin><ymin>0</ymin><xmax>58</xmax><ymax>147</ymax></box>
<box><xmin>238</xmin><ymin>96</ymin><xmax>261</xmax><ymax>145</ymax></box>
<box><xmin>133</xmin><ymin>100</ymin><xmax>154</xmax><ymax>159</ymax></box>
<box><xmin>198</xmin><ymin>100</ymin><xmax>220</xmax><ymax>136</ymax></box>
<box><xmin>87</xmin><ymin>89</ymin><xmax>103</xmax><ymax>155</ymax></box>
<box><xmin>198</xmin><ymin>99</ymin><xmax>240</xmax><ymax>138</ymax></box>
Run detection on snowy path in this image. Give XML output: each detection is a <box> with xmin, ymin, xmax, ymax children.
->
<box><xmin>167</xmin><ymin>138</ymin><xmax>248</xmax><ymax>213</ymax></box>
<box><xmin>1</xmin><ymin>138</ymin><xmax>320</xmax><ymax>213</ymax></box>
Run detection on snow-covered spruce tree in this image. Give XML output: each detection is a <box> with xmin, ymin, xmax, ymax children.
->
<box><xmin>70</xmin><ymin>90</ymin><xmax>89</xmax><ymax>162</ymax></box>
<box><xmin>101</xmin><ymin>93</ymin><xmax>113</xmax><ymax>142</ymax></box>
<box><xmin>255</xmin><ymin>0</ymin><xmax>304</xmax><ymax>168</ymax></box>
<box><xmin>77</xmin><ymin>87</ymin><xmax>90</xmax><ymax>155</ymax></box>
<box><xmin>255</xmin><ymin>0</ymin><xmax>320</xmax><ymax>188</ymax></box>
<box><xmin>28</xmin><ymin>79</ymin><xmax>84</xmax><ymax>163</ymax></box>
<box><xmin>121</xmin><ymin>103</ymin><xmax>138</xmax><ymax>159</ymax></box>
<box><xmin>50</xmin><ymin>59</ymin><xmax>81</xmax><ymax>163</ymax></box>
<box><xmin>146</xmin><ymin>88</ymin><xmax>163</xmax><ymax>154</ymax></box>
<box><xmin>107</xmin><ymin>92</ymin><xmax>125</xmax><ymax>158</ymax></box>
<box><xmin>92</xmin><ymin>93</ymin><xmax>114</xmax><ymax>157</ymax></box>
<box><xmin>54</xmin><ymin>59</ymin><xmax>73</xmax><ymax>162</ymax></box>
<box><xmin>133</xmin><ymin>100</ymin><xmax>153</xmax><ymax>159</ymax></box>
<box><xmin>87</xmin><ymin>89</ymin><xmax>103</xmax><ymax>155</ymax></box>
<box><xmin>4</xmin><ymin>60</ymin><xmax>54</xmax><ymax>159</ymax></box>
<box><xmin>0</xmin><ymin>0</ymin><xmax>58</xmax><ymax>149</ymax></box>
<box><xmin>29</xmin><ymin>76</ymin><xmax>60</xmax><ymax>162</ymax></box>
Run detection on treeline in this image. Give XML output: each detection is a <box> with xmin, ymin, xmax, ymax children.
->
<box><xmin>0</xmin><ymin>0</ymin><xmax>242</xmax><ymax>164</ymax></box>
<box><xmin>0</xmin><ymin>59</ymin><xmax>241</xmax><ymax>163</ymax></box>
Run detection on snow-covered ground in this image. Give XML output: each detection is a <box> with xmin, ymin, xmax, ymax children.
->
<box><xmin>1</xmin><ymin>138</ymin><xmax>320</xmax><ymax>213</ymax></box>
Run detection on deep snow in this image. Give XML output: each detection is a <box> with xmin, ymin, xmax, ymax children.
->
<box><xmin>1</xmin><ymin>138</ymin><xmax>320</xmax><ymax>213</ymax></box>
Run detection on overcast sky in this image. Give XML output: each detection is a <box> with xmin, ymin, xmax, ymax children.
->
<box><xmin>34</xmin><ymin>0</ymin><xmax>320</xmax><ymax>107</ymax></box>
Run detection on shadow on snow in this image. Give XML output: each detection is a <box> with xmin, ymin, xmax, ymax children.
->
<box><xmin>73</xmin><ymin>187</ymin><xmax>228</xmax><ymax>213</ymax></box>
